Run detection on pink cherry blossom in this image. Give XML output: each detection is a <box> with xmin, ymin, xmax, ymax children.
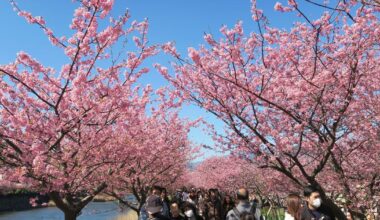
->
<box><xmin>161</xmin><ymin>1</ymin><xmax>380</xmax><ymax>218</ymax></box>
<box><xmin>0</xmin><ymin>1</ymin><xmax>185</xmax><ymax>220</ymax></box>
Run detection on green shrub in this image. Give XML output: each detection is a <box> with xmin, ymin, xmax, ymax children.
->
<box><xmin>261</xmin><ymin>207</ymin><xmax>285</xmax><ymax>220</ymax></box>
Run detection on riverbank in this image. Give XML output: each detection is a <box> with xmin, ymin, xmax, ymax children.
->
<box><xmin>94</xmin><ymin>193</ymin><xmax>116</xmax><ymax>202</ymax></box>
<box><xmin>0</xmin><ymin>192</ymin><xmax>49</xmax><ymax>212</ymax></box>
<box><xmin>0</xmin><ymin>201</ymin><xmax>126</xmax><ymax>220</ymax></box>
<box><xmin>0</xmin><ymin>192</ymin><xmax>115</xmax><ymax>212</ymax></box>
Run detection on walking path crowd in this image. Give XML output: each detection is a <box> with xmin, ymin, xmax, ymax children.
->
<box><xmin>135</xmin><ymin>185</ymin><xmax>356</xmax><ymax>220</ymax></box>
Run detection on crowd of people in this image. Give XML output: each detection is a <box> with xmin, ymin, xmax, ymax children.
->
<box><xmin>136</xmin><ymin>185</ymin><xmax>349</xmax><ymax>220</ymax></box>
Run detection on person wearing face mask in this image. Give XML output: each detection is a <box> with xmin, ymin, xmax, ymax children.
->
<box><xmin>146</xmin><ymin>195</ymin><xmax>171</xmax><ymax>220</ymax></box>
<box><xmin>300</xmin><ymin>185</ymin><xmax>333</xmax><ymax>220</ymax></box>
<box><xmin>140</xmin><ymin>186</ymin><xmax>165</xmax><ymax>220</ymax></box>
<box><xmin>182</xmin><ymin>201</ymin><xmax>203</xmax><ymax>220</ymax></box>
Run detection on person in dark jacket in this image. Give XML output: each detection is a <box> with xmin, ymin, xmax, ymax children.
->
<box><xmin>140</xmin><ymin>186</ymin><xmax>164</xmax><ymax>220</ymax></box>
<box><xmin>300</xmin><ymin>185</ymin><xmax>334</xmax><ymax>220</ymax></box>
<box><xmin>182</xmin><ymin>201</ymin><xmax>203</xmax><ymax>220</ymax></box>
<box><xmin>146</xmin><ymin>195</ymin><xmax>171</xmax><ymax>220</ymax></box>
<box><xmin>161</xmin><ymin>187</ymin><xmax>170</xmax><ymax>217</ymax></box>
<box><xmin>223</xmin><ymin>195</ymin><xmax>235</xmax><ymax>219</ymax></box>
<box><xmin>170</xmin><ymin>202</ymin><xmax>185</xmax><ymax>220</ymax></box>
<box><xmin>205</xmin><ymin>189</ymin><xmax>223</xmax><ymax>220</ymax></box>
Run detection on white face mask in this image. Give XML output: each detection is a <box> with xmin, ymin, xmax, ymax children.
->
<box><xmin>312</xmin><ymin>198</ymin><xmax>322</xmax><ymax>208</ymax></box>
<box><xmin>185</xmin><ymin>210</ymin><xmax>194</xmax><ymax>218</ymax></box>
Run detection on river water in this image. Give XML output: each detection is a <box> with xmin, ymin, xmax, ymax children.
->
<box><xmin>0</xmin><ymin>201</ymin><xmax>128</xmax><ymax>220</ymax></box>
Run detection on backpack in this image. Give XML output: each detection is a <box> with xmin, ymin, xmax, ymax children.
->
<box><xmin>232</xmin><ymin>203</ymin><xmax>257</xmax><ymax>219</ymax></box>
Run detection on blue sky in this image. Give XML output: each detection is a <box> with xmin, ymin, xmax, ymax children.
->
<box><xmin>0</xmin><ymin>0</ymin><xmax>327</xmax><ymax>160</ymax></box>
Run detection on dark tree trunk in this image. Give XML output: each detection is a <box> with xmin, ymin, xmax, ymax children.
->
<box><xmin>64</xmin><ymin>210</ymin><xmax>79</xmax><ymax>220</ymax></box>
<box><xmin>307</xmin><ymin>182</ymin><xmax>346</xmax><ymax>220</ymax></box>
<box><xmin>49</xmin><ymin>192</ymin><xmax>80</xmax><ymax>220</ymax></box>
<box><xmin>349</xmin><ymin>209</ymin><xmax>366</xmax><ymax>220</ymax></box>
<box><xmin>48</xmin><ymin>183</ymin><xmax>107</xmax><ymax>220</ymax></box>
<box><xmin>323</xmin><ymin>197</ymin><xmax>347</xmax><ymax>220</ymax></box>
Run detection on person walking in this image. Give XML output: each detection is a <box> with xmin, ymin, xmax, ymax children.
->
<box><xmin>205</xmin><ymin>189</ymin><xmax>223</xmax><ymax>220</ymax></box>
<box><xmin>223</xmin><ymin>195</ymin><xmax>235</xmax><ymax>218</ymax></box>
<box><xmin>226</xmin><ymin>188</ymin><xmax>261</xmax><ymax>220</ymax></box>
<box><xmin>187</xmin><ymin>188</ymin><xmax>199</xmax><ymax>206</ymax></box>
<box><xmin>170</xmin><ymin>203</ymin><xmax>185</xmax><ymax>220</ymax></box>
<box><xmin>284</xmin><ymin>193</ymin><xmax>302</xmax><ymax>220</ymax></box>
<box><xmin>183</xmin><ymin>201</ymin><xmax>203</xmax><ymax>220</ymax></box>
<box><xmin>161</xmin><ymin>187</ymin><xmax>170</xmax><ymax>217</ymax></box>
<box><xmin>146</xmin><ymin>195</ymin><xmax>171</xmax><ymax>220</ymax></box>
<box><xmin>140</xmin><ymin>186</ymin><xmax>165</xmax><ymax>220</ymax></box>
<box><xmin>300</xmin><ymin>185</ymin><xmax>334</xmax><ymax>220</ymax></box>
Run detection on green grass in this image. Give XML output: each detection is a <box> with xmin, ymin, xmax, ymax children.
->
<box><xmin>261</xmin><ymin>207</ymin><xmax>285</xmax><ymax>220</ymax></box>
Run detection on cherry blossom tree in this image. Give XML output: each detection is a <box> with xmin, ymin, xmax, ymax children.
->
<box><xmin>186</xmin><ymin>156</ymin><xmax>249</xmax><ymax>193</ymax></box>
<box><xmin>106</xmin><ymin>100</ymin><xmax>197</xmax><ymax>213</ymax></box>
<box><xmin>158</xmin><ymin>1</ymin><xmax>380</xmax><ymax>218</ymax></box>
<box><xmin>0</xmin><ymin>1</ymin><xmax>159</xmax><ymax>219</ymax></box>
<box><xmin>186</xmin><ymin>156</ymin><xmax>297</xmax><ymax>204</ymax></box>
